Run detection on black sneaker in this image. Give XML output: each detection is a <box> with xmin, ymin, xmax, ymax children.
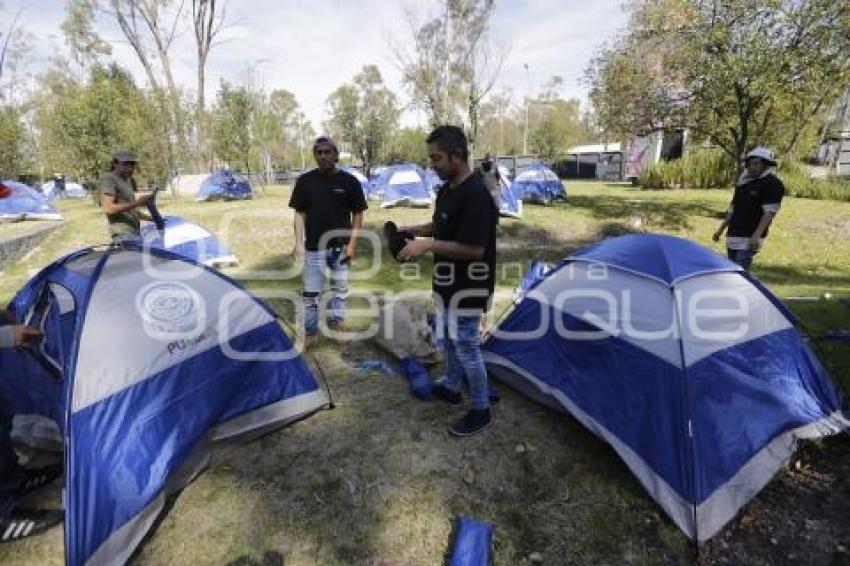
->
<box><xmin>432</xmin><ymin>383</ymin><xmax>462</xmax><ymax>407</ymax></box>
<box><xmin>449</xmin><ymin>409</ymin><xmax>491</xmax><ymax>437</ymax></box>
<box><xmin>0</xmin><ymin>508</ymin><xmax>63</xmax><ymax>543</ymax></box>
<box><xmin>10</xmin><ymin>464</ymin><xmax>63</xmax><ymax>496</ymax></box>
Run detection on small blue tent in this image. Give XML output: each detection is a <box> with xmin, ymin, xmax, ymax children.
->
<box><xmin>483</xmin><ymin>234</ymin><xmax>847</xmax><ymax>542</ymax></box>
<box><xmin>375</xmin><ymin>163</ymin><xmax>432</xmax><ymax>208</ymax></box>
<box><xmin>496</xmin><ymin>165</ymin><xmax>522</xmax><ymax>218</ymax></box>
<box><xmin>511</xmin><ymin>163</ymin><xmax>566</xmax><ymax>204</ymax></box>
<box><xmin>41</xmin><ymin>180</ymin><xmax>88</xmax><ymax>200</ymax></box>
<box><xmin>340</xmin><ymin>166</ymin><xmax>372</xmax><ymax>199</ymax></box>
<box><xmin>196</xmin><ymin>170</ymin><xmax>253</xmax><ymax>201</ymax></box>
<box><xmin>0</xmin><ymin>180</ymin><xmax>63</xmax><ymax>221</ymax></box>
<box><xmin>0</xmin><ymin>244</ymin><xmax>329</xmax><ymax>564</ymax></box>
<box><xmin>140</xmin><ymin>215</ymin><xmax>239</xmax><ymax>267</ymax></box>
<box><xmin>423</xmin><ymin>168</ymin><xmax>443</xmax><ymax>196</ymax></box>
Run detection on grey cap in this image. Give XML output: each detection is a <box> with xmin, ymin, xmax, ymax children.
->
<box><xmin>112</xmin><ymin>149</ymin><xmax>139</xmax><ymax>162</ymax></box>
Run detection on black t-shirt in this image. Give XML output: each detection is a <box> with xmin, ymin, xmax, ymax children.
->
<box><xmin>728</xmin><ymin>174</ymin><xmax>785</xmax><ymax>238</ymax></box>
<box><xmin>432</xmin><ymin>173</ymin><xmax>498</xmax><ymax>312</ymax></box>
<box><xmin>289</xmin><ymin>168</ymin><xmax>368</xmax><ymax>250</ymax></box>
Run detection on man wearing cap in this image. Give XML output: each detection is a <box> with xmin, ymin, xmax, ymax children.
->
<box><xmin>100</xmin><ymin>150</ymin><xmax>155</xmax><ymax>241</ymax></box>
<box><xmin>713</xmin><ymin>147</ymin><xmax>785</xmax><ymax>271</ymax></box>
<box><xmin>289</xmin><ymin>136</ymin><xmax>368</xmax><ymax>337</ymax></box>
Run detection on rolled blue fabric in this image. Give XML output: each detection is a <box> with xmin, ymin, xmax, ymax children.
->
<box><xmin>449</xmin><ymin>516</ymin><xmax>494</xmax><ymax>566</ymax></box>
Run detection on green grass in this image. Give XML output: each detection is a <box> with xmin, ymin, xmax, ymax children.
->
<box><xmin>1</xmin><ymin>181</ymin><xmax>849</xmax><ymax>565</ymax></box>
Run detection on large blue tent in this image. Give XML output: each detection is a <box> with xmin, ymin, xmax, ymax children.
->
<box><xmin>41</xmin><ymin>180</ymin><xmax>88</xmax><ymax>200</ymax></box>
<box><xmin>340</xmin><ymin>165</ymin><xmax>372</xmax><ymax>199</ymax></box>
<box><xmin>374</xmin><ymin>163</ymin><xmax>432</xmax><ymax>208</ymax></box>
<box><xmin>483</xmin><ymin>233</ymin><xmax>847</xmax><ymax>542</ymax></box>
<box><xmin>0</xmin><ymin>244</ymin><xmax>329</xmax><ymax>564</ymax></box>
<box><xmin>510</xmin><ymin>163</ymin><xmax>566</xmax><ymax>205</ymax></box>
<box><xmin>496</xmin><ymin>165</ymin><xmax>522</xmax><ymax>218</ymax></box>
<box><xmin>196</xmin><ymin>170</ymin><xmax>253</xmax><ymax>201</ymax></box>
<box><xmin>139</xmin><ymin>215</ymin><xmax>239</xmax><ymax>267</ymax></box>
<box><xmin>0</xmin><ymin>180</ymin><xmax>63</xmax><ymax>221</ymax></box>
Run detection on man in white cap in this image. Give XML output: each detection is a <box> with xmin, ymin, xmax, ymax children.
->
<box><xmin>288</xmin><ymin>136</ymin><xmax>368</xmax><ymax>337</ymax></box>
<box><xmin>100</xmin><ymin>149</ymin><xmax>155</xmax><ymax>241</ymax></box>
<box><xmin>713</xmin><ymin>147</ymin><xmax>785</xmax><ymax>271</ymax></box>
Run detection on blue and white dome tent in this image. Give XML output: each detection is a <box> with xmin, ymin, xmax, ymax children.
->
<box><xmin>482</xmin><ymin>233</ymin><xmax>847</xmax><ymax>543</ymax></box>
<box><xmin>340</xmin><ymin>165</ymin><xmax>372</xmax><ymax>199</ymax></box>
<box><xmin>374</xmin><ymin>163</ymin><xmax>433</xmax><ymax>208</ymax></box>
<box><xmin>140</xmin><ymin>215</ymin><xmax>238</xmax><ymax>267</ymax></box>
<box><xmin>510</xmin><ymin>163</ymin><xmax>566</xmax><ymax>205</ymax></box>
<box><xmin>496</xmin><ymin>164</ymin><xmax>522</xmax><ymax>219</ymax></box>
<box><xmin>41</xmin><ymin>180</ymin><xmax>88</xmax><ymax>200</ymax></box>
<box><xmin>0</xmin><ymin>244</ymin><xmax>330</xmax><ymax>564</ymax></box>
<box><xmin>196</xmin><ymin>170</ymin><xmax>253</xmax><ymax>201</ymax></box>
<box><xmin>0</xmin><ymin>180</ymin><xmax>63</xmax><ymax>221</ymax></box>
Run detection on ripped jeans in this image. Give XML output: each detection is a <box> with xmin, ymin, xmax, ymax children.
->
<box><xmin>303</xmin><ymin>248</ymin><xmax>349</xmax><ymax>335</ymax></box>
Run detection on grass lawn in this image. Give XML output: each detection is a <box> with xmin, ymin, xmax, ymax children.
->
<box><xmin>1</xmin><ymin>181</ymin><xmax>848</xmax><ymax>565</ymax></box>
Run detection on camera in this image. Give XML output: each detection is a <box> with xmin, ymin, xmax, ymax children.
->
<box><xmin>481</xmin><ymin>158</ymin><xmax>493</xmax><ymax>173</ymax></box>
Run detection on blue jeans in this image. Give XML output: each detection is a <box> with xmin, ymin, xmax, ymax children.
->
<box><xmin>437</xmin><ymin>309</ymin><xmax>490</xmax><ymax>411</ymax></box>
<box><xmin>727</xmin><ymin>248</ymin><xmax>757</xmax><ymax>271</ymax></box>
<box><xmin>303</xmin><ymin>248</ymin><xmax>349</xmax><ymax>335</ymax></box>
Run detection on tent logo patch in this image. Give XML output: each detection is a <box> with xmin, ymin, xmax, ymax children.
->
<box><xmin>137</xmin><ymin>281</ymin><xmax>204</xmax><ymax>336</ymax></box>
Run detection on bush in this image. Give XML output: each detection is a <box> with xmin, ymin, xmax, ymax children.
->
<box><xmin>777</xmin><ymin>162</ymin><xmax>850</xmax><ymax>202</ymax></box>
<box><xmin>639</xmin><ymin>150</ymin><xmax>850</xmax><ymax>201</ymax></box>
<box><xmin>638</xmin><ymin>149</ymin><xmax>735</xmax><ymax>190</ymax></box>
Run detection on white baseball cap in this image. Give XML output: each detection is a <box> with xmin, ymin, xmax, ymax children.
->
<box><xmin>744</xmin><ymin>147</ymin><xmax>777</xmax><ymax>166</ymax></box>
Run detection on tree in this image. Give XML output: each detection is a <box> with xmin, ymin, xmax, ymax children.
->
<box><xmin>383</xmin><ymin>127</ymin><xmax>429</xmax><ymax>165</ymax></box>
<box><xmin>393</xmin><ymin>0</ymin><xmax>505</xmax><ymax>153</ymax></box>
<box><xmin>35</xmin><ymin>64</ymin><xmax>169</xmax><ymax>187</ymax></box>
<box><xmin>63</xmin><ymin>0</ymin><xmax>191</xmax><ymax>172</ymax></box>
<box><xmin>529</xmin><ymin>99</ymin><xmax>583</xmax><ymax>161</ymax></box>
<box><xmin>587</xmin><ymin>0</ymin><xmax>850</xmax><ymax>166</ymax></box>
<box><xmin>325</xmin><ymin>65</ymin><xmax>399</xmax><ymax>176</ymax></box>
<box><xmin>0</xmin><ymin>105</ymin><xmax>24</xmax><ymax>177</ymax></box>
<box><xmin>192</xmin><ymin>0</ymin><xmax>230</xmax><ymax>169</ymax></box>
<box><xmin>212</xmin><ymin>81</ymin><xmax>254</xmax><ymax>173</ymax></box>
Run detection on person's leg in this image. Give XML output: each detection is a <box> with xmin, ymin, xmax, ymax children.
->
<box><xmin>302</xmin><ymin>251</ymin><xmax>326</xmax><ymax>336</ymax></box>
<box><xmin>727</xmin><ymin>248</ymin><xmax>755</xmax><ymax>272</ymax></box>
<box><xmin>432</xmin><ymin>308</ymin><xmax>464</xmax><ymax>405</ymax></box>
<box><xmin>0</xmin><ymin>404</ymin><xmax>19</xmax><ymax>519</ymax></box>
<box><xmin>326</xmin><ymin>249</ymin><xmax>350</xmax><ymax>328</ymax></box>
<box><xmin>451</xmin><ymin>314</ymin><xmax>490</xmax><ymax>411</ymax></box>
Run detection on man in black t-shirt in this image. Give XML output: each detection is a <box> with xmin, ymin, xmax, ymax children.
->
<box><xmin>289</xmin><ymin>136</ymin><xmax>368</xmax><ymax>336</ymax></box>
<box><xmin>713</xmin><ymin>147</ymin><xmax>785</xmax><ymax>271</ymax></box>
<box><xmin>397</xmin><ymin>125</ymin><xmax>498</xmax><ymax>437</ymax></box>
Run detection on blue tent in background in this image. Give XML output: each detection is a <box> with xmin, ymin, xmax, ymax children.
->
<box><xmin>423</xmin><ymin>168</ymin><xmax>443</xmax><ymax>196</ymax></box>
<box><xmin>483</xmin><ymin>234</ymin><xmax>848</xmax><ymax>543</ymax></box>
<box><xmin>375</xmin><ymin>163</ymin><xmax>432</xmax><ymax>208</ymax></box>
<box><xmin>367</xmin><ymin>165</ymin><xmax>387</xmax><ymax>199</ymax></box>
<box><xmin>41</xmin><ymin>180</ymin><xmax>87</xmax><ymax>200</ymax></box>
<box><xmin>340</xmin><ymin>166</ymin><xmax>372</xmax><ymax>199</ymax></box>
<box><xmin>496</xmin><ymin>165</ymin><xmax>522</xmax><ymax>218</ymax></box>
<box><xmin>0</xmin><ymin>244</ymin><xmax>329</xmax><ymax>564</ymax></box>
<box><xmin>196</xmin><ymin>170</ymin><xmax>253</xmax><ymax>201</ymax></box>
<box><xmin>0</xmin><ymin>180</ymin><xmax>63</xmax><ymax>221</ymax></box>
<box><xmin>511</xmin><ymin>163</ymin><xmax>566</xmax><ymax>204</ymax></box>
<box><xmin>140</xmin><ymin>215</ymin><xmax>239</xmax><ymax>267</ymax></box>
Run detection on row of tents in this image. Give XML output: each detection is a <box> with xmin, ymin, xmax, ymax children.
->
<box><xmin>341</xmin><ymin>161</ymin><xmax>566</xmax><ymax>217</ymax></box>
<box><xmin>0</xmin><ymin>232</ymin><xmax>846</xmax><ymax>564</ymax></box>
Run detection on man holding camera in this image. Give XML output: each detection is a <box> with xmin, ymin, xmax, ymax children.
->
<box><xmin>100</xmin><ymin>149</ymin><xmax>156</xmax><ymax>241</ymax></box>
<box><xmin>397</xmin><ymin>126</ymin><xmax>498</xmax><ymax>437</ymax></box>
<box><xmin>289</xmin><ymin>136</ymin><xmax>368</xmax><ymax>337</ymax></box>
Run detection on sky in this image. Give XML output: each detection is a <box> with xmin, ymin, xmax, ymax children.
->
<box><xmin>9</xmin><ymin>0</ymin><xmax>629</xmax><ymax>129</ymax></box>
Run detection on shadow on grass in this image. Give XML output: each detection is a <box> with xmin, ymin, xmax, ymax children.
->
<box><xmin>755</xmin><ymin>263</ymin><xmax>850</xmax><ymax>291</ymax></box>
<box><xmin>566</xmin><ymin>193</ymin><xmax>721</xmax><ymax>231</ymax></box>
